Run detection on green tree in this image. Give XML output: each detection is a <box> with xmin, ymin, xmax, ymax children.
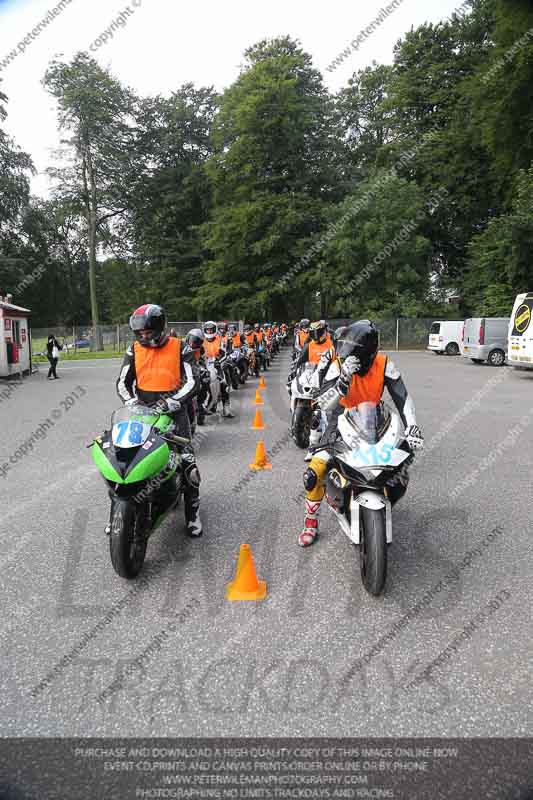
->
<box><xmin>337</xmin><ymin>63</ymin><xmax>394</xmax><ymax>179</ymax></box>
<box><xmin>198</xmin><ymin>36</ymin><xmax>339</xmax><ymax>320</ymax></box>
<box><xmin>468</xmin><ymin>0</ymin><xmax>533</xmax><ymax>199</ymax></box>
<box><xmin>464</xmin><ymin>166</ymin><xmax>533</xmax><ymax>312</ymax></box>
<box><xmin>0</xmin><ymin>84</ymin><xmax>33</xmax><ymax>237</ymax></box>
<box><xmin>126</xmin><ymin>85</ymin><xmax>217</xmax><ymax>320</ymax></box>
<box><xmin>321</xmin><ymin>173</ymin><xmax>432</xmax><ymax>317</ymax></box>
<box><xmin>380</xmin><ymin>7</ymin><xmax>497</xmax><ymax>290</ymax></box>
<box><xmin>44</xmin><ymin>54</ymin><xmax>136</xmax><ymax>346</ymax></box>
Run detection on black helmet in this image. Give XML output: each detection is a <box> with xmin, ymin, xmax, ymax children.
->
<box><xmin>203</xmin><ymin>320</ymin><xmax>217</xmax><ymax>340</ymax></box>
<box><xmin>300</xmin><ymin>318</ymin><xmax>310</xmax><ymax>330</ymax></box>
<box><xmin>309</xmin><ymin>320</ymin><xmax>327</xmax><ymax>344</ymax></box>
<box><xmin>336</xmin><ymin>320</ymin><xmax>379</xmax><ymax>375</ymax></box>
<box><xmin>129</xmin><ymin>304</ymin><xmax>168</xmax><ymax>348</ymax></box>
<box><xmin>218</xmin><ymin>321</ymin><xmax>228</xmax><ymax>335</ymax></box>
<box><xmin>244</xmin><ymin>324</ymin><xmax>252</xmax><ymax>334</ymax></box>
<box><xmin>185</xmin><ymin>328</ymin><xmax>204</xmax><ymax>350</ymax></box>
<box><xmin>254</xmin><ymin>323</ymin><xmax>261</xmax><ymax>331</ymax></box>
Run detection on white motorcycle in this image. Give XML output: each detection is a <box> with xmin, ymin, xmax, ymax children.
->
<box><xmin>229</xmin><ymin>346</ymin><xmax>248</xmax><ymax>385</ymax></box>
<box><xmin>319</xmin><ymin>399</ymin><xmax>412</xmax><ymax>596</ymax></box>
<box><xmin>287</xmin><ymin>362</ymin><xmax>319</xmax><ymax>448</ymax></box>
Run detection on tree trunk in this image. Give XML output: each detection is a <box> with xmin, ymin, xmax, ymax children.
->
<box><xmin>88</xmin><ymin>218</ymin><xmax>101</xmax><ymax>350</ymax></box>
<box><xmin>320</xmin><ymin>289</ymin><xmax>328</xmax><ymax>318</ymax></box>
<box><xmin>84</xmin><ymin>143</ymin><xmax>102</xmax><ymax>350</ymax></box>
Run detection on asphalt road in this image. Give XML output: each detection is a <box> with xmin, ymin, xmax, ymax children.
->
<box><xmin>0</xmin><ymin>348</ymin><xmax>531</xmax><ymax>737</ymax></box>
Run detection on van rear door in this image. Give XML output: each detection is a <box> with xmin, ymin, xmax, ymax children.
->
<box><xmin>463</xmin><ymin>318</ymin><xmax>479</xmax><ymax>352</ymax></box>
<box><xmin>509</xmin><ymin>294</ymin><xmax>533</xmax><ymax>364</ymax></box>
<box><xmin>429</xmin><ymin>322</ymin><xmax>441</xmax><ymax>348</ymax></box>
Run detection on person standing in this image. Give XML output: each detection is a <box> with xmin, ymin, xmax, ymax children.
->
<box><xmin>46</xmin><ymin>334</ymin><xmax>62</xmax><ymax>379</ymax></box>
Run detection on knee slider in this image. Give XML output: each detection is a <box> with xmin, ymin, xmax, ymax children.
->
<box><xmin>184</xmin><ymin>463</ymin><xmax>201</xmax><ymax>488</ymax></box>
<box><xmin>303</xmin><ymin>467</ymin><xmax>318</xmax><ymax>491</ymax></box>
<box><xmin>310</xmin><ymin>409</ymin><xmax>322</xmax><ymax>430</ymax></box>
<box><xmin>181</xmin><ymin>447</ymin><xmax>195</xmax><ymax>462</ymax></box>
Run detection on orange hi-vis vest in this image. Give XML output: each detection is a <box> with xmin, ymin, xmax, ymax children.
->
<box><xmin>298</xmin><ymin>329</ymin><xmax>309</xmax><ymax>348</ymax></box>
<box><xmin>308</xmin><ymin>339</ymin><xmax>334</xmax><ymax>364</ymax></box>
<box><xmin>245</xmin><ymin>332</ymin><xmax>256</xmax><ymax>347</ymax></box>
<box><xmin>255</xmin><ymin>330</ymin><xmax>264</xmax><ymax>343</ymax></box>
<box><xmin>232</xmin><ymin>333</ymin><xmax>242</xmax><ymax>348</ymax></box>
<box><xmin>204</xmin><ymin>336</ymin><xmax>221</xmax><ymax>359</ymax></box>
<box><xmin>134</xmin><ymin>337</ymin><xmax>181</xmax><ymax>392</ymax></box>
<box><xmin>340</xmin><ymin>353</ymin><xmax>387</xmax><ymax>409</ymax></box>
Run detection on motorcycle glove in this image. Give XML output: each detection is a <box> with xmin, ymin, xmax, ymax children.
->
<box><xmin>166</xmin><ymin>398</ymin><xmax>182</xmax><ymax>413</ymax></box>
<box><xmin>342</xmin><ymin>355</ymin><xmax>362</xmax><ymax>379</ymax></box>
<box><xmin>405</xmin><ymin>424</ymin><xmax>424</xmax><ymax>450</ymax></box>
<box><xmin>154</xmin><ymin>398</ymin><xmax>180</xmax><ymax>415</ymax></box>
<box><xmin>153</xmin><ymin>399</ymin><xmax>169</xmax><ymax>414</ymax></box>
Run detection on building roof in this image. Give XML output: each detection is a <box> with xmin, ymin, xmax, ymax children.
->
<box><xmin>0</xmin><ymin>301</ymin><xmax>31</xmax><ymax>314</ymax></box>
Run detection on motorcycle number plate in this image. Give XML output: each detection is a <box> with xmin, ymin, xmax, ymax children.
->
<box><xmin>343</xmin><ymin>444</ymin><xmax>407</xmax><ymax>469</ymax></box>
<box><xmin>111</xmin><ymin>420</ymin><xmax>151</xmax><ymax>448</ymax></box>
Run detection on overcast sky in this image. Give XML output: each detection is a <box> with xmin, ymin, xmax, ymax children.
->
<box><xmin>0</xmin><ymin>0</ymin><xmax>463</xmax><ymax>196</ymax></box>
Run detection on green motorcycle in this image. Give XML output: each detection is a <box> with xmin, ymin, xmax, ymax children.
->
<box><xmin>90</xmin><ymin>404</ymin><xmax>189</xmax><ymax>579</ymax></box>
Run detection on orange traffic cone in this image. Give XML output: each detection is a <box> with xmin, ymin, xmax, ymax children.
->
<box><xmin>226</xmin><ymin>544</ymin><xmax>267</xmax><ymax>601</ymax></box>
<box><xmin>259</xmin><ymin>376</ymin><xmax>267</xmax><ymax>390</ymax></box>
<box><xmin>251</xmin><ymin>408</ymin><xmax>265</xmax><ymax>430</ymax></box>
<box><xmin>254</xmin><ymin>389</ymin><xmax>264</xmax><ymax>406</ymax></box>
<box><xmin>249</xmin><ymin>439</ymin><xmax>272</xmax><ymax>470</ymax></box>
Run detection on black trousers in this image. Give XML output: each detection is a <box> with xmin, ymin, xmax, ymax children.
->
<box><xmin>47</xmin><ymin>357</ymin><xmax>58</xmax><ymax>378</ymax></box>
<box><xmin>197</xmin><ymin>383</ymin><xmax>210</xmax><ymax>415</ymax></box>
<box><xmin>172</xmin><ymin>406</ymin><xmax>192</xmax><ymax>439</ymax></box>
<box><xmin>170</xmin><ymin>407</ymin><xmax>200</xmax><ymax>522</ymax></box>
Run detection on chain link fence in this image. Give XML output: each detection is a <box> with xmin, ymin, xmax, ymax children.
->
<box><xmin>31</xmin><ymin>325</ymin><xmax>130</xmax><ymax>358</ymax></box>
<box><xmin>31</xmin><ymin>321</ymin><xmax>245</xmax><ymax>358</ymax></box>
<box><xmin>326</xmin><ymin>318</ymin><xmax>439</xmax><ymax>350</ymax></box>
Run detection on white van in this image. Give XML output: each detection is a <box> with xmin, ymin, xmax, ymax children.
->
<box><xmin>462</xmin><ymin>317</ymin><xmax>509</xmax><ymax>366</ymax></box>
<box><xmin>427</xmin><ymin>321</ymin><xmax>464</xmax><ymax>355</ymax></box>
<box><xmin>508</xmin><ymin>293</ymin><xmax>533</xmax><ymax>369</ymax></box>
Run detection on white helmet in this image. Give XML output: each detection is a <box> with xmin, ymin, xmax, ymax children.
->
<box><xmin>203</xmin><ymin>320</ymin><xmax>217</xmax><ymax>341</ymax></box>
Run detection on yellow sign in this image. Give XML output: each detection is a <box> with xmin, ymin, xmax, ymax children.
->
<box><xmin>514</xmin><ymin>304</ymin><xmax>531</xmax><ymax>334</ymax></box>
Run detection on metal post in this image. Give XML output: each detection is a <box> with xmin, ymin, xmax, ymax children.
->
<box><xmin>396</xmin><ymin>318</ymin><xmax>400</xmax><ymax>351</ymax></box>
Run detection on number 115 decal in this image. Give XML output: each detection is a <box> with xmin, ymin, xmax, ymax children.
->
<box><xmin>357</xmin><ymin>442</ymin><xmax>395</xmax><ymax>465</ymax></box>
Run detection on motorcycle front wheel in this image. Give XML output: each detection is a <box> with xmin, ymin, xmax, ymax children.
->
<box><xmin>292</xmin><ymin>402</ymin><xmax>312</xmax><ymax>448</ymax></box>
<box><xmin>359</xmin><ymin>506</ymin><xmax>387</xmax><ymax>596</ymax></box>
<box><xmin>109</xmin><ymin>498</ymin><xmax>147</xmax><ymax>579</ymax></box>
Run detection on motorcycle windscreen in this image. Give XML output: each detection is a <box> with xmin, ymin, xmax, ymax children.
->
<box><xmin>110</xmin><ymin>405</ymin><xmax>157</xmax><ymax>449</ymax></box>
<box><xmin>346</xmin><ymin>401</ymin><xmax>391</xmax><ymax>445</ymax></box>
